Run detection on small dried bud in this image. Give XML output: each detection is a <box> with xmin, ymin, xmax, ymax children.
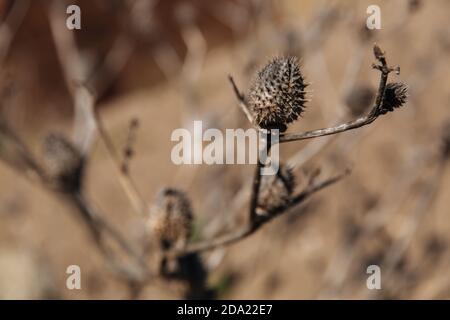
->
<box><xmin>373</xmin><ymin>44</ymin><xmax>384</xmax><ymax>61</ymax></box>
<box><xmin>147</xmin><ymin>188</ymin><xmax>193</xmax><ymax>251</ymax></box>
<box><xmin>246</xmin><ymin>57</ymin><xmax>308</xmax><ymax>132</ymax></box>
<box><xmin>257</xmin><ymin>165</ymin><xmax>295</xmax><ymax>216</ymax></box>
<box><xmin>345</xmin><ymin>85</ymin><xmax>375</xmax><ymax>117</ymax></box>
<box><xmin>42</xmin><ymin>133</ymin><xmax>83</xmax><ymax>192</ymax></box>
<box><xmin>379</xmin><ymin>82</ymin><xmax>408</xmax><ymax>115</ymax></box>
<box><xmin>441</xmin><ymin>121</ymin><xmax>450</xmax><ymax>159</ymax></box>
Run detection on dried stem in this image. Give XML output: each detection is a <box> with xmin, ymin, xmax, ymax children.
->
<box><xmin>229</xmin><ymin>44</ymin><xmax>399</xmax><ymax>145</ymax></box>
<box><xmin>48</xmin><ymin>0</ymin><xmax>146</xmax><ymax>217</ymax></box>
<box><xmin>249</xmin><ymin>159</ymin><xmax>264</xmax><ymax>223</ymax></box>
<box><xmin>66</xmin><ymin>192</ymin><xmax>149</xmax><ymax>282</ymax></box>
<box><xmin>200</xmin><ymin>44</ymin><xmax>399</xmax><ymax>262</ymax></box>
<box><xmin>280</xmin><ymin>45</ymin><xmax>397</xmax><ymax>143</ymax></box>
<box><xmin>0</xmin><ymin>2</ymin><xmax>411</xmax><ymax>298</ymax></box>
<box><xmin>169</xmin><ymin>169</ymin><xmax>349</xmax><ymax>257</ymax></box>
<box><xmin>0</xmin><ymin>124</ymin><xmax>149</xmax><ymax>283</ymax></box>
<box><xmin>228</xmin><ymin>75</ymin><xmax>254</xmax><ymax>124</ymax></box>
<box><xmin>94</xmin><ymin>112</ymin><xmax>147</xmax><ymax>216</ymax></box>
<box><xmin>0</xmin><ymin>120</ymin><xmax>46</xmax><ymax>181</ymax></box>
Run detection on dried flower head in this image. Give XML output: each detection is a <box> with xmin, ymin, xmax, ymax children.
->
<box><xmin>246</xmin><ymin>57</ymin><xmax>308</xmax><ymax>132</ymax></box>
<box><xmin>147</xmin><ymin>188</ymin><xmax>193</xmax><ymax>251</ymax></box>
<box><xmin>345</xmin><ymin>85</ymin><xmax>375</xmax><ymax>117</ymax></box>
<box><xmin>379</xmin><ymin>82</ymin><xmax>408</xmax><ymax>115</ymax></box>
<box><xmin>256</xmin><ymin>165</ymin><xmax>295</xmax><ymax>216</ymax></box>
<box><xmin>42</xmin><ymin>133</ymin><xmax>84</xmax><ymax>192</ymax></box>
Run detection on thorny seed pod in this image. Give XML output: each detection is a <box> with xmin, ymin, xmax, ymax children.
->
<box><xmin>345</xmin><ymin>85</ymin><xmax>375</xmax><ymax>117</ymax></box>
<box><xmin>147</xmin><ymin>188</ymin><xmax>193</xmax><ymax>251</ymax></box>
<box><xmin>256</xmin><ymin>165</ymin><xmax>295</xmax><ymax>216</ymax></box>
<box><xmin>379</xmin><ymin>82</ymin><xmax>408</xmax><ymax>115</ymax></box>
<box><xmin>42</xmin><ymin>133</ymin><xmax>84</xmax><ymax>192</ymax></box>
<box><xmin>246</xmin><ymin>57</ymin><xmax>308</xmax><ymax>132</ymax></box>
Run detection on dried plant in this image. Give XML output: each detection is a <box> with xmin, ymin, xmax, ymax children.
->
<box><xmin>158</xmin><ymin>44</ymin><xmax>408</xmax><ymax>262</ymax></box>
<box><xmin>0</xmin><ymin>0</ymin><xmax>419</xmax><ymax>299</ymax></box>
<box><xmin>0</xmin><ymin>38</ymin><xmax>409</xmax><ymax>298</ymax></box>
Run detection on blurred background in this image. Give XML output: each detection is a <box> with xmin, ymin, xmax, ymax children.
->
<box><xmin>0</xmin><ymin>0</ymin><xmax>450</xmax><ymax>299</ymax></box>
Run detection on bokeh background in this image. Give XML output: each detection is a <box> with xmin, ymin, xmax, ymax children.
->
<box><xmin>0</xmin><ymin>0</ymin><xmax>449</xmax><ymax>299</ymax></box>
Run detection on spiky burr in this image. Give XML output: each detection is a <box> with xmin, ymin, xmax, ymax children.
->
<box><xmin>246</xmin><ymin>57</ymin><xmax>308</xmax><ymax>132</ymax></box>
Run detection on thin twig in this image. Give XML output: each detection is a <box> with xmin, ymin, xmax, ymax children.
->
<box><xmin>0</xmin><ymin>124</ymin><xmax>150</xmax><ymax>283</ymax></box>
<box><xmin>169</xmin><ymin>169</ymin><xmax>349</xmax><ymax>257</ymax></box>
<box><xmin>94</xmin><ymin>111</ymin><xmax>147</xmax><ymax>216</ymax></box>
<box><xmin>0</xmin><ymin>120</ymin><xmax>46</xmax><ymax>181</ymax></box>
<box><xmin>228</xmin><ymin>75</ymin><xmax>254</xmax><ymax>124</ymax></box>
<box><xmin>67</xmin><ymin>192</ymin><xmax>149</xmax><ymax>282</ymax></box>
<box><xmin>48</xmin><ymin>0</ymin><xmax>147</xmax><ymax>217</ymax></box>
<box><xmin>280</xmin><ymin>45</ymin><xmax>397</xmax><ymax>143</ymax></box>
<box><xmin>249</xmin><ymin>160</ymin><xmax>264</xmax><ymax>223</ymax></box>
<box><xmin>280</xmin><ymin>114</ymin><xmax>378</xmax><ymax>143</ymax></box>
<box><xmin>229</xmin><ymin>45</ymin><xmax>398</xmax><ymax>145</ymax></box>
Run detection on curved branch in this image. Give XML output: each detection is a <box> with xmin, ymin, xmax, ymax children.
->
<box><xmin>229</xmin><ymin>44</ymin><xmax>400</xmax><ymax>145</ymax></box>
<box><xmin>169</xmin><ymin>169</ymin><xmax>350</xmax><ymax>257</ymax></box>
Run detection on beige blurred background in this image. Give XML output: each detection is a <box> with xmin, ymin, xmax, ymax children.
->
<box><xmin>0</xmin><ymin>0</ymin><xmax>449</xmax><ymax>299</ymax></box>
